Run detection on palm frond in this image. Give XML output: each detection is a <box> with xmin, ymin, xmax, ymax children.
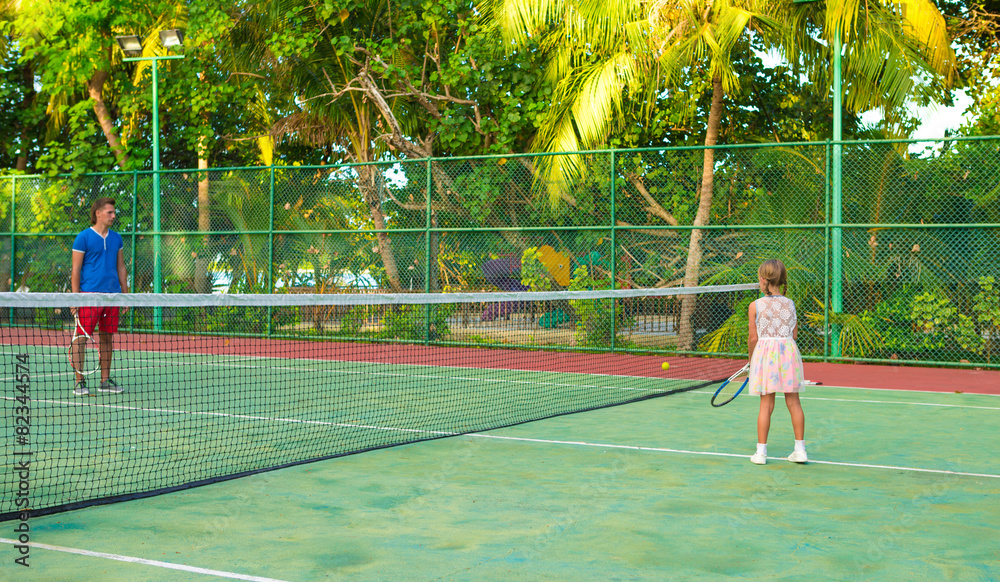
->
<box><xmin>805</xmin><ymin>298</ymin><xmax>883</xmax><ymax>358</ymax></box>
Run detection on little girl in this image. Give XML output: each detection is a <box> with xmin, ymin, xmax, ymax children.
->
<box><xmin>747</xmin><ymin>259</ymin><xmax>806</xmax><ymax>465</ymax></box>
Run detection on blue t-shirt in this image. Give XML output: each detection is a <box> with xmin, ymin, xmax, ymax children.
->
<box><xmin>72</xmin><ymin>228</ymin><xmax>124</xmax><ymax>292</ymax></box>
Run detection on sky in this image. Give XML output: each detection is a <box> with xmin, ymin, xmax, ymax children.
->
<box><xmin>756</xmin><ymin>45</ymin><xmax>978</xmax><ymax>142</ymax></box>
<box><xmin>860</xmin><ymin>90</ymin><xmax>976</xmax><ymax>141</ymax></box>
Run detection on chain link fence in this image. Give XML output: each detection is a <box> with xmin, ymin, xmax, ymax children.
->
<box><xmin>3</xmin><ymin>138</ymin><xmax>998</xmax><ymax>368</ymax></box>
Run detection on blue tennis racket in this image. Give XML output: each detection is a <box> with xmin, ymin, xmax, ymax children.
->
<box><xmin>711</xmin><ymin>363</ymin><xmax>750</xmax><ymax>407</ymax></box>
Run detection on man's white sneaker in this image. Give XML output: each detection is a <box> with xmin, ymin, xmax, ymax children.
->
<box><xmin>750</xmin><ymin>452</ymin><xmax>767</xmax><ymax>465</ymax></box>
<box><xmin>788</xmin><ymin>450</ymin><xmax>808</xmax><ymax>463</ymax></box>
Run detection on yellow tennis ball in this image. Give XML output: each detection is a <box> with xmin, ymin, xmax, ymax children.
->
<box><xmin>661</xmin><ymin>362</ymin><xmax>670</xmax><ymax>370</ymax></box>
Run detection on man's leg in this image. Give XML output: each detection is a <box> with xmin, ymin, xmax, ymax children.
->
<box><xmin>98</xmin><ymin>330</ymin><xmax>113</xmax><ymax>384</ymax></box>
<box><xmin>70</xmin><ymin>337</ymin><xmax>85</xmax><ymax>382</ymax></box>
<box><xmin>71</xmin><ymin>308</ymin><xmax>96</xmax><ymax>395</ymax></box>
<box><xmin>97</xmin><ymin>307</ymin><xmax>123</xmax><ymax>393</ymax></box>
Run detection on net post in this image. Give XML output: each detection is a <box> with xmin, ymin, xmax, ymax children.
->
<box><xmin>609</xmin><ymin>150</ymin><xmax>617</xmax><ymax>351</ymax></box>
<box><xmin>267</xmin><ymin>165</ymin><xmax>276</xmax><ymax>338</ymax></box>
<box><xmin>425</xmin><ymin>159</ymin><xmax>432</xmax><ymax>345</ymax></box>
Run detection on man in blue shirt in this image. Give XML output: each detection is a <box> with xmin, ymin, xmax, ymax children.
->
<box><xmin>70</xmin><ymin>197</ymin><xmax>129</xmax><ymax>396</ymax></box>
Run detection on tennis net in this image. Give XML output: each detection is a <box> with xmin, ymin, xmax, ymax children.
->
<box><xmin>0</xmin><ymin>283</ymin><xmax>756</xmax><ymax>520</ymax></box>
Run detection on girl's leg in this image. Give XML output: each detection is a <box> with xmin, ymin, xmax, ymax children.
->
<box><xmin>757</xmin><ymin>394</ymin><xmax>776</xmax><ymax>444</ymax></box>
<box><xmin>785</xmin><ymin>393</ymin><xmax>805</xmax><ymax>440</ymax></box>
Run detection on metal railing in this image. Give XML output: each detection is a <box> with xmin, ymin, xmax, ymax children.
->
<box><xmin>2</xmin><ymin>136</ymin><xmax>998</xmax><ymax>368</ymax></box>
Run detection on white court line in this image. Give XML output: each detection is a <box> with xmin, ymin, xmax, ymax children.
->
<box><xmin>4</xmin><ymin>394</ymin><xmax>992</xmax><ymax>480</ymax></box>
<box><xmin>811</xmin><ymin>383</ymin><xmax>1000</xmax><ymax>397</ymax></box>
<box><xmin>789</xmin><ymin>395</ymin><xmax>1000</xmax><ymax>411</ymax></box>
<box><xmin>8</xmin><ymin>345</ymin><xmax>998</xmax><ymax>398</ymax></box>
<box><xmin>684</xmin><ymin>390</ymin><xmax>1000</xmax><ymax>411</ymax></box>
<box><xmin>0</xmin><ymin>395</ymin><xmax>458</xmax><ymax>436</ymax></box>
<box><xmin>0</xmin><ymin>345</ymin><xmax>700</xmax><ymax>382</ymax></box>
<box><xmin>1</xmin><ymin>355</ymin><xmax>678</xmax><ymax>395</ymax></box>
<box><xmin>0</xmin><ymin>538</ymin><xmax>289</xmax><ymax>582</ymax></box>
<box><xmin>464</xmin><ymin>433</ymin><xmax>1000</xmax><ymax>479</ymax></box>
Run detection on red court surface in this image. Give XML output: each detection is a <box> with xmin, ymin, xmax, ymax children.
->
<box><xmin>803</xmin><ymin>361</ymin><xmax>1000</xmax><ymax>395</ymax></box>
<box><xmin>6</xmin><ymin>328</ymin><xmax>997</xmax><ymax>395</ymax></box>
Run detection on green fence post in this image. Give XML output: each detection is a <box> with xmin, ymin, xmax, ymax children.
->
<box><xmin>824</xmin><ymin>142</ymin><xmax>831</xmax><ymax>360</ymax></box>
<box><xmin>130</xmin><ymin>171</ymin><xmax>138</xmax><ymax>331</ymax></box>
<box><xmin>830</xmin><ymin>27</ymin><xmax>844</xmax><ymax>358</ymax></box>
<box><xmin>267</xmin><ymin>166</ymin><xmax>276</xmax><ymax>338</ymax></box>
<box><xmin>425</xmin><ymin>159</ymin><xmax>433</xmax><ymax>345</ymax></box>
<box><xmin>9</xmin><ymin>176</ymin><xmax>15</xmax><ymax>323</ymax></box>
<box><xmin>609</xmin><ymin>150</ymin><xmax>617</xmax><ymax>352</ymax></box>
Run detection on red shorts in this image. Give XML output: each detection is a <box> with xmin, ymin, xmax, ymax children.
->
<box><xmin>76</xmin><ymin>306</ymin><xmax>120</xmax><ymax>336</ymax></box>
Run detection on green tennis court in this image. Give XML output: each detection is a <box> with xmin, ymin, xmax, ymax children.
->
<box><xmin>2</xmin><ymin>330</ymin><xmax>729</xmax><ymax>519</ymax></box>
<box><xmin>3</xmin><ymin>365</ymin><xmax>998</xmax><ymax>580</ymax></box>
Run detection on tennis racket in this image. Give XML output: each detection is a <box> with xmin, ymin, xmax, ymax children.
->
<box><xmin>69</xmin><ymin>315</ymin><xmax>101</xmax><ymax>376</ymax></box>
<box><xmin>711</xmin><ymin>363</ymin><xmax>750</xmax><ymax>407</ymax></box>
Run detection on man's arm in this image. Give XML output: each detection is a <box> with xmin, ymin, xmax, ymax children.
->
<box><xmin>71</xmin><ymin>250</ymin><xmax>84</xmax><ymax>293</ymax></box>
<box><xmin>117</xmin><ymin>249</ymin><xmax>128</xmax><ymax>294</ymax></box>
<box><xmin>71</xmin><ymin>249</ymin><xmax>84</xmax><ymax>316</ymax></box>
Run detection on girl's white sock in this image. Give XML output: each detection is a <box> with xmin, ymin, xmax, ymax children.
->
<box><xmin>794</xmin><ymin>440</ymin><xmax>806</xmax><ymax>452</ymax></box>
<box><xmin>756</xmin><ymin>443</ymin><xmax>767</xmax><ymax>456</ymax></box>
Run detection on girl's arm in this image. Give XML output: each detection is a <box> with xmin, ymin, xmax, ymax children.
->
<box><xmin>748</xmin><ymin>301</ymin><xmax>758</xmax><ymax>360</ymax></box>
<box><xmin>792</xmin><ymin>300</ymin><xmax>798</xmax><ymax>341</ymax></box>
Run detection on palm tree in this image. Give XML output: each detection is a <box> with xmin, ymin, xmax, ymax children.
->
<box><xmin>485</xmin><ymin>0</ymin><xmax>957</xmax><ymax>349</ymax></box>
<box><xmin>228</xmin><ymin>0</ymin><xmax>407</xmax><ymax>291</ymax></box>
<box><xmin>782</xmin><ymin>0</ymin><xmax>955</xmax><ymax>129</ymax></box>
<box><xmin>14</xmin><ymin>1</ymin><xmax>190</xmax><ymax>171</ymax></box>
<box><xmin>487</xmin><ymin>0</ymin><xmax>781</xmax><ymax>348</ymax></box>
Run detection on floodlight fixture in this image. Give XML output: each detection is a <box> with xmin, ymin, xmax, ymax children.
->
<box><xmin>159</xmin><ymin>29</ymin><xmax>184</xmax><ymax>48</ymax></box>
<box><xmin>115</xmin><ymin>35</ymin><xmax>143</xmax><ymax>57</ymax></box>
<box><xmin>114</xmin><ymin>28</ymin><xmax>185</xmax><ymax>329</ymax></box>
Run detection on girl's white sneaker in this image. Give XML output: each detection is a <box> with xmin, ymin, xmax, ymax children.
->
<box><xmin>750</xmin><ymin>452</ymin><xmax>767</xmax><ymax>465</ymax></box>
<box><xmin>788</xmin><ymin>450</ymin><xmax>808</xmax><ymax>463</ymax></box>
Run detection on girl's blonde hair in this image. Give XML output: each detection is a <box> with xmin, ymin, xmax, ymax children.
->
<box><xmin>758</xmin><ymin>259</ymin><xmax>787</xmax><ymax>296</ymax></box>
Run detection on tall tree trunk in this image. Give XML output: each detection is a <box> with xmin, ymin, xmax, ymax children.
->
<box><xmin>358</xmin><ymin>166</ymin><xmax>402</xmax><ymax>292</ymax></box>
<box><xmin>678</xmin><ymin>76</ymin><xmax>724</xmax><ymax>350</ymax></box>
<box><xmin>194</xmin><ymin>135</ymin><xmax>211</xmax><ymax>293</ymax></box>
<box><xmin>86</xmin><ymin>70</ymin><xmax>129</xmax><ymax>170</ymax></box>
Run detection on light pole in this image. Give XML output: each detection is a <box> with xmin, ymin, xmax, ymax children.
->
<box><xmin>116</xmin><ymin>30</ymin><xmax>185</xmax><ymax>330</ymax></box>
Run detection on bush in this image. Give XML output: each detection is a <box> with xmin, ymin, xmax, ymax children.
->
<box><xmin>379</xmin><ymin>304</ymin><xmax>454</xmax><ymax>341</ymax></box>
<box><xmin>567</xmin><ymin>265</ymin><xmax>633</xmax><ymax>348</ymax></box>
<box><xmin>867</xmin><ymin>287</ymin><xmax>985</xmax><ymax>361</ymax></box>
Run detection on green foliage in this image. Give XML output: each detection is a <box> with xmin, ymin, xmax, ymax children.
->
<box><xmin>802</xmin><ymin>307</ymin><xmax>882</xmax><ymax>359</ymax></box>
<box><xmin>973</xmin><ymin>276</ymin><xmax>1000</xmax><ymax>362</ymax></box>
<box><xmin>853</xmin><ymin>287</ymin><xmax>986</xmax><ymax>360</ymax></box>
<box><xmin>904</xmin><ymin>292</ymin><xmax>982</xmax><ymax>355</ymax></box>
<box><xmin>566</xmin><ymin>264</ymin><xmax>633</xmax><ymax>348</ymax></box>
<box><xmin>339</xmin><ymin>306</ymin><xmax>370</xmax><ymax>336</ymax></box>
<box><xmin>911</xmin><ymin>292</ymin><xmax>956</xmax><ymax>337</ymax></box>
<box><xmin>162</xmin><ymin>305</ymin><xmax>272</xmax><ymax>335</ymax></box>
<box><xmin>973</xmin><ymin>277</ymin><xmax>1000</xmax><ymax>329</ymax></box>
<box><xmin>437</xmin><ymin>238</ymin><xmax>486</xmax><ymax>291</ymax></box>
<box><xmin>379</xmin><ymin>304</ymin><xmax>454</xmax><ymax>341</ymax></box>
<box><xmin>698</xmin><ymin>297</ymin><xmax>752</xmax><ymax>354</ymax></box>
<box><xmin>519</xmin><ymin>247</ymin><xmax>557</xmax><ymax>291</ymax></box>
